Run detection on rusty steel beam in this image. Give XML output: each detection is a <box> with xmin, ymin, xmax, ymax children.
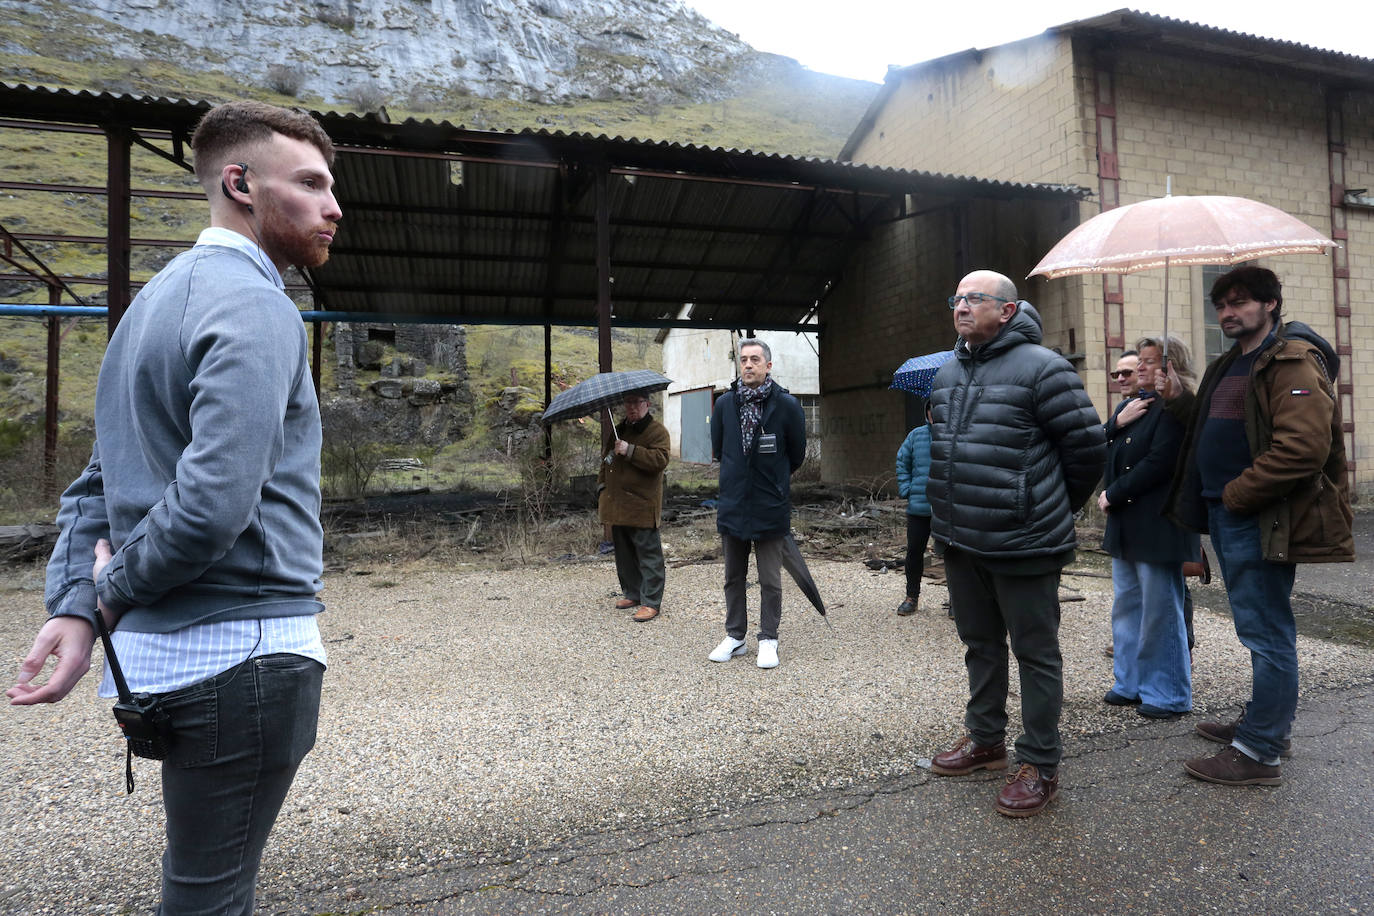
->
<box><xmin>0</xmin><ymin>179</ymin><xmax>202</xmax><ymax>199</ymax></box>
<box><xmin>106</xmin><ymin>127</ymin><xmax>132</xmax><ymax>334</ymax></box>
<box><xmin>595</xmin><ymin>164</ymin><xmax>612</xmax><ymax>373</ymax></box>
<box><xmin>44</xmin><ymin>286</ymin><xmax>60</xmax><ymax>496</ymax></box>
<box><xmin>5</xmin><ymin>232</ymin><xmax>195</xmax><ymax>247</ymax></box>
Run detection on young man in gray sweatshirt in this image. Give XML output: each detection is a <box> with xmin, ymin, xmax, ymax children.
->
<box><xmin>8</xmin><ymin>100</ymin><xmax>342</xmax><ymax>914</ymax></box>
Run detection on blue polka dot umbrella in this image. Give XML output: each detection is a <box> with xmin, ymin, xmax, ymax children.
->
<box><xmin>890</xmin><ymin>350</ymin><xmax>957</xmax><ymax>398</ymax></box>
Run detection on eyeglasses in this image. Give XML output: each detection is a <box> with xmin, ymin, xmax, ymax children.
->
<box><xmin>947</xmin><ymin>293</ymin><xmax>1011</xmax><ymax>309</ymax></box>
<box><xmin>1109</xmin><ymin>369</ymin><xmax>1135</xmax><ymax>379</ymax></box>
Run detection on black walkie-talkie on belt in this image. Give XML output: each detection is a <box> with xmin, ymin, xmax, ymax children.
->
<box><xmin>93</xmin><ymin>611</ymin><xmax>173</xmax><ymax>792</ymax></box>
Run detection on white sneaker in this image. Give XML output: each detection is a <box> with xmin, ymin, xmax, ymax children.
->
<box><xmin>757</xmin><ymin>639</ymin><xmax>779</xmax><ymax>669</ymax></box>
<box><xmin>708</xmin><ymin>636</ymin><xmax>748</xmax><ymax>662</ymax></box>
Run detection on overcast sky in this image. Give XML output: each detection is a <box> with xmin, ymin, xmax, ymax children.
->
<box><xmin>685</xmin><ymin>1</ymin><xmax>1374</xmax><ymax>83</ymax></box>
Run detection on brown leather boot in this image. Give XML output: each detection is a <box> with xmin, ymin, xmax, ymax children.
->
<box><xmin>995</xmin><ymin>763</ymin><xmax>1059</xmax><ymax>817</ymax></box>
<box><xmin>929</xmin><ymin>736</ymin><xmax>1008</xmax><ymax>776</ymax></box>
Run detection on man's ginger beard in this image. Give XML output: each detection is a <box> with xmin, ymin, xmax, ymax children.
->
<box><xmin>257</xmin><ymin>190</ymin><xmax>336</xmax><ymax>270</ymax></box>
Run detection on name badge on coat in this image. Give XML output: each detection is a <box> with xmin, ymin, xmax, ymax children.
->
<box><xmin>757</xmin><ymin>433</ymin><xmax>778</xmax><ymax>455</ymax></box>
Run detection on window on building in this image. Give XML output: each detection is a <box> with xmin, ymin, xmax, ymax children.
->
<box><xmin>796</xmin><ymin>395</ymin><xmax>822</xmax><ymax>439</ymax></box>
<box><xmin>1201</xmin><ymin>265</ymin><xmax>1227</xmax><ymax>362</ymax></box>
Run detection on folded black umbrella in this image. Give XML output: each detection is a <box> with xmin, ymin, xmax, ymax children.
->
<box><xmin>780</xmin><ymin>534</ymin><xmax>834</xmax><ymax>632</ymax></box>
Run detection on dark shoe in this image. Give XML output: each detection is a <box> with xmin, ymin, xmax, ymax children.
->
<box><xmin>615</xmin><ymin>599</ymin><xmax>637</xmax><ymax>610</ymax></box>
<box><xmin>1138</xmin><ymin>704</ymin><xmax>1186</xmax><ymax>720</ymax></box>
<box><xmin>1184</xmin><ymin>746</ymin><xmax>1281</xmax><ymax>786</ymax></box>
<box><xmin>995</xmin><ymin>764</ymin><xmax>1059</xmax><ymax>817</ymax></box>
<box><xmin>1103</xmin><ymin>690</ymin><xmax>1141</xmax><ymax>706</ymax></box>
<box><xmin>896</xmin><ymin>597</ymin><xmax>917</xmax><ymax>616</ymax></box>
<box><xmin>1103</xmin><ymin>643</ymin><xmax>1114</xmax><ymax>658</ymax></box>
<box><xmin>632</xmin><ymin>605</ymin><xmax>660</xmax><ymax>622</ymax></box>
<box><xmin>929</xmin><ymin>736</ymin><xmax>1008</xmax><ymax>776</ymax></box>
<box><xmin>598</xmin><ymin>540</ymin><xmax>615</xmax><ymax>555</ymax></box>
<box><xmin>1196</xmin><ymin>714</ymin><xmax>1292</xmax><ymax>757</ymax></box>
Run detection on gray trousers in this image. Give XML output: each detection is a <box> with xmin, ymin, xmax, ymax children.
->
<box><xmin>722</xmin><ymin>533</ymin><xmax>784</xmax><ymax>641</ymax></box>
<box><xmin>943</xmin><ymin>547</ymin><xmax>1063</xmax><ymax>773</ymax></box>
<box><xmin>612</xmin><ymin>524</ymin><xmax>665</xmax><ymax>609</ymax></box>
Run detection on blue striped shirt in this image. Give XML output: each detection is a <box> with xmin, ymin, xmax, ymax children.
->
<box><xmin>97</xmin><ymin>228</ymin><xmax>325</xmax><ymax>697</ymax></box>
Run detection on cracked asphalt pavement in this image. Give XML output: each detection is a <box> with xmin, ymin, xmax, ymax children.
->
<box><xmin>2</xmin><ymin>515</ymin><xmax>1372</xmax><ymax>914</ymax></box>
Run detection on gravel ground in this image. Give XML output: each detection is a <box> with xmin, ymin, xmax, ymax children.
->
<box><xmin>2</xmin><ymin>554</ymin><xmax>1372</xmax><ymax>914</ymax></box>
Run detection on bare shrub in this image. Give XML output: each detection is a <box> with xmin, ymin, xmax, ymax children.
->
<box><xmin>344</xmin><ymin>82</ymin><xmax>387</xmax><ymax>112</ymax></box>
<box><xmin>320</xmin><ymin>401</ymin><xmax>384</xmax><ymax>498</ymax></box>
<box><xmin>267</xmin><ymin>64</ymin><xmax>307</xmax><ymax>98</ymax></box>
<box><xmin>0</xmin><ymin>423</ymin><xmax>95</xmax><ymax>523</ymax></box>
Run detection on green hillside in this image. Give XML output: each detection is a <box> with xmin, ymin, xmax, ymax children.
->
<box><xmin>0</xmin><ymin>8</ymin><xmax>876</xmax><ymax>519</ymax></box>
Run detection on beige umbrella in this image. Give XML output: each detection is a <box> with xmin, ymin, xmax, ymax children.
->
<box><xmin>1029</xmin><ymin>194</ymin><xmax>1336</xmax><ymax>357</ymax></box>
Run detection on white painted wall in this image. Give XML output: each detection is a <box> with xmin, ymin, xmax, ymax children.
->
<box><xmin>659</xmin><ymin>325</ymin><xmax>819</xmax><ymax>458</ymax></box>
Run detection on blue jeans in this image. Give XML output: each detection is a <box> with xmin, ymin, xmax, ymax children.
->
<box><xmin>155</xmin><ymin>653</ymin><xmax>324</xmax><ymax>915</ymax></box>
<box><xmin>1207</xmin><ymin>500</ymin><xmax>1298</xmax><ymax>763</ymax></box>
<box><xmin>1110</xmin><ymin>558</ymin><xmax>1191</xmax><ymax>711</ymax></box>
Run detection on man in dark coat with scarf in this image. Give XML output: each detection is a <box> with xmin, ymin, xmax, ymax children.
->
<box><xmin>926</xmin><ymin>269</ymin><xmax>1106</xmax><ymax>818</ymax></box>
<box><xmin>707</xmin><ymin>338</ymin><xmax>807</xmax><ymax>669</ymax></box>
<box><xmin>598</xmin><ymin>392</ymin><xmax>671</xmax><ymax>622</ymax></box>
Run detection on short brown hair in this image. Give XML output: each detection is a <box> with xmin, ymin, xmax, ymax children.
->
<box><xmin>191</xmin><ymin>100</ymin><xmax>335</xmax><ymax>185</ymax></box>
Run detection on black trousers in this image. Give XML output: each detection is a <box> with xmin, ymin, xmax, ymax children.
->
<box><xmin>943</xmin><ymin>547</ymin><xmax>1063</xmax><ymax>773</ymax></box>
<box><xmin>611</xmin><ymin>524</ymin><xmax>665</xmax><ymax>609</ymax></box>
<box><xmin>722</xmin><ymin>533</ymin><xmax>784</xmax><ymax>641</ymax></box>
<box><xmin>905</xmin><ymin>514</ymin><xmax>932</xmax><ymax>598</ymax></box>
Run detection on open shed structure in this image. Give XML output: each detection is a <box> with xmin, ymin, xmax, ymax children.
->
<box><xmin>0</xmin><ymin>81</ymin><xmax>1089</xmax><ymax>487</ymax></box>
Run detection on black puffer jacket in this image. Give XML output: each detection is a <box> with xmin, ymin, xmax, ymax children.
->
<box><xmin>928</xmin><ymin>302</ymin><xmax>1106</xmax><ymax>558</ymax></box>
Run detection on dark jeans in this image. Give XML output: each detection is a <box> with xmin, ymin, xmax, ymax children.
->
<box><xmin>1206</xmin><ymin>500</ymin><xmax>1298</xmax><ymax>763</ymax></box>
<box><xmin>722</xmin><ymin>533</ymin><xmax>784</xmax><ymax>641</ymax></box>
<box><xmin>611</xmin><ymin>524</ymin><xmax>665</xmax><ymax>608</ymax></box>
<box><xmin>943</xmin><ymin>547</ymin><xmax>1063</xmax><ymax>773</ymax></box>
<box><xmin>156</xmin><ymin>652</ymin><xmax>324</xmax><ymax>915</ymax></box>
<box><xmin>905</xmin><ymin>514</ymin><xmax>932</xmax><ymax>599</ymax></box>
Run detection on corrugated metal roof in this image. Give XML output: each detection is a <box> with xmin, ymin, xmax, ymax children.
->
<box><xmin>1</xmin><ymin>81</ymin><xmax>1088</xmax><ymax>331</ymax></box>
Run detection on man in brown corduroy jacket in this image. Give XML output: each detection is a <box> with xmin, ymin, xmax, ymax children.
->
<box><xmin>598</xmin><ymin>392</ymin><xmax>671</xmax><ymax>622</ymax></box>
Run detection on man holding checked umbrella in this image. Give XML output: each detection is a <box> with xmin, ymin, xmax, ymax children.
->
<box><xmin>598</xmin><ymin>392</ymin><xmax>671</xmax><ymax>622</ymax></box>
<box><xmin>708</xmin><ymin>338</ymin><xmax>807</xmax><ymax>669</ymax></box>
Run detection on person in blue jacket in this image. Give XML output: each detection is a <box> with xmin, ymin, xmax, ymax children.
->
<box><xmin>895</xmin><ymin>404</ymin><xmax>933</xmax><ymax>615</ymax></box>
<box><xmin>707</xmin><ymin>338</ymin><xmax>807</xmax><ymax>669</ymax></box>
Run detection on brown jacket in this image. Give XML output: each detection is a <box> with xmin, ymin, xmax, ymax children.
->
<box><xmin>1165</xmin><ymin>325</ymin><xmax>1353</xmax><ymax>563</ymax></box>
<box><xmin>598</xmin><ymin>415</ymin><xmax>670</xmax><ymax>529</ymax></box>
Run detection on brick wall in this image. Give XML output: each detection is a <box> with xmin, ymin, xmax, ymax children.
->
<box><xmin>819</xmin><ymin>198</ymin><xmax>1077</xmax><ymax>486</ymax></box>
<box><xmin>850</xmin><ymin>34</ymin><xmax>1089</xmax><ymax>186</ymax></box>
<box><xmin>841</xmin><ymin>37</ymin><xmax>1374</xmax><ymax>487</ymax></box>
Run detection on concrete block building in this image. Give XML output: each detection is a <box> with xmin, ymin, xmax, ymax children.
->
<box><xmin>821</xmin><ymin>10</ymin><xmax>1374</xmax><ymax>494</ymax></box>
<box><xmin>658</xmin><ymin>320</ymin><xmax>819</xmax><ymax>463</ymax></box>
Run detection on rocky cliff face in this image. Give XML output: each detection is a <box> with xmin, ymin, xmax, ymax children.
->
<box><xmin>25</xmin><ymin>0</ymin><xmax>754</xmax><ymax>105</ymax></box>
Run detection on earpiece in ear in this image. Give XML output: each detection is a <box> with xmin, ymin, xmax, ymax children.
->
<box><xmin>234</xmin><ymin>163</ymin><xmax>250</xmax><ymax>194</ymax></box>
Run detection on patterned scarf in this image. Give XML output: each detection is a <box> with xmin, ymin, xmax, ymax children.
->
<box><xmin>737</xmin><ymin>377</ymin><xmax>774</xmax><ymax>453</ymax></box>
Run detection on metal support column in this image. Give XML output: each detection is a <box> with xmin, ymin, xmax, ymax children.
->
<box><xmin>595</xmin><ymin>164</ymin><xmax>612</xmax><ymax>373</ymax></box>
<box><xmin>311</xmin><ymin>319</ymin><xmax>323</xmax><ymax>401</ymax></box>
<box><xmin>106</xmin><ymin>127</ymin><xmax>132</xmax><ymax>335</ymax></box>
<box><xmin>44</xmin><ymin>284</ymin><xmax>60</xmax><ymax>496</ymax></box>
<box><xmin>1326</xmin><ymin>91</ymin><xmax>1356</xmax><ymax>493</ymax></box>
<box><xmin>542</xmin><ymin>324</ymin><xmax>554</xmax><ymax>459</ymax></box>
